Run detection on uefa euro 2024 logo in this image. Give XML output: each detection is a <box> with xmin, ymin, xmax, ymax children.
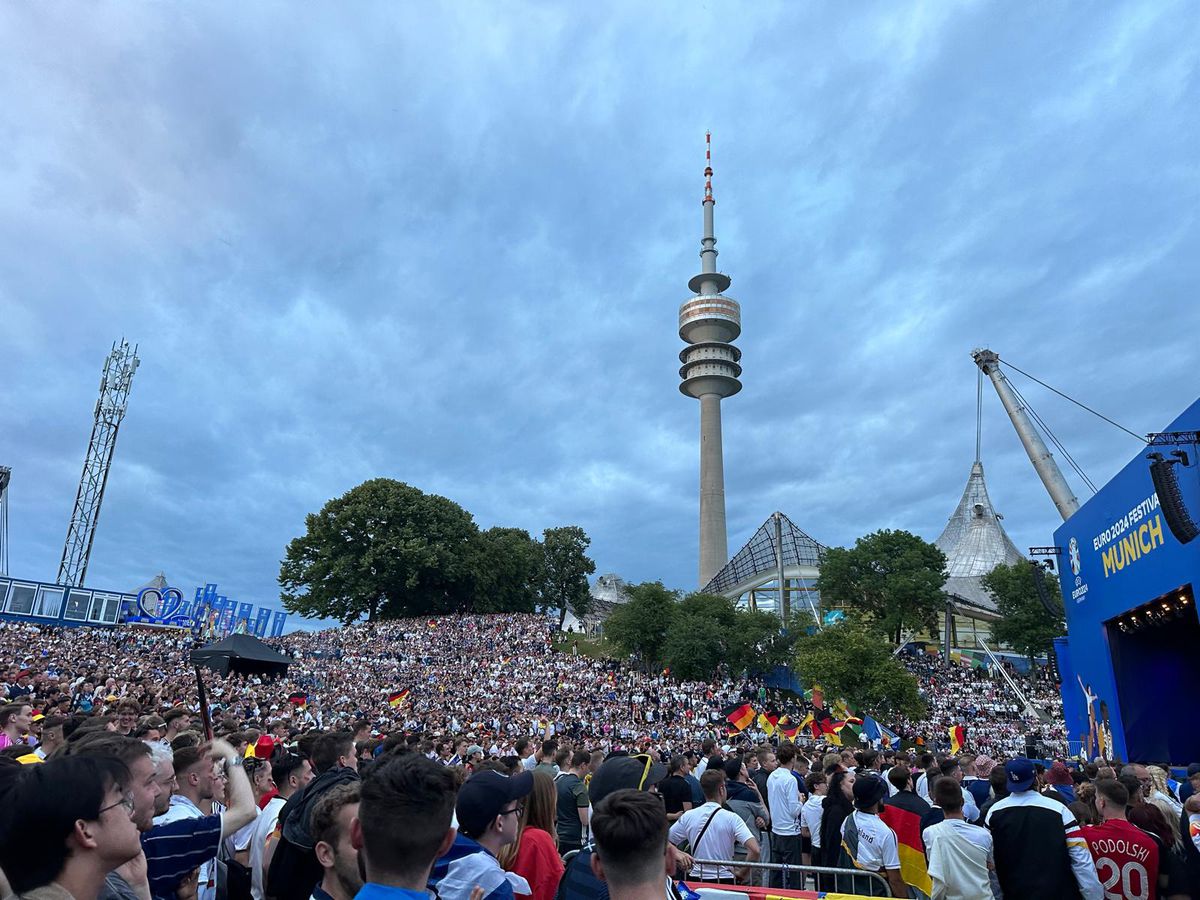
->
<box><xmin>1069</xmin><ymin>537</ymin><xmax>1081</xmax><ymax>577</ymax></box>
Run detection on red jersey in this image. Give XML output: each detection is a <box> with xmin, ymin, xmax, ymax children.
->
<box><xmin>1084</xmin><ymin>819</ymin><xmax>1159</xmax><ymax>900</ymax></box>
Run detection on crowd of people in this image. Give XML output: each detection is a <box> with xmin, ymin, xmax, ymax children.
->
<box><xmin>1</xmin><ymin>612</ymin><xmax>1198</xmax><ymax>900</ymax></box>
<box><xmin>893</xmin><ymin>651</ymin><xmax>1071</xmax><ymax>758</ymax></box>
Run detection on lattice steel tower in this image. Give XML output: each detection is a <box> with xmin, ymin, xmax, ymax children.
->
<box><xmin>58</xmin><ymin>340</ymin><xmax>140</xmax><ymax>586</ymax></box>
<box><xmin>679</xmin><ymin>133</ymin><xmax>742</xmax><ymax>587</ymax></box>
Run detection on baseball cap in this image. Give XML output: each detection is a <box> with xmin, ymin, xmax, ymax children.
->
<box><xmin>1005</xmin><ymin>758</ymin><xmax>1036</xmax><ymax>792</ymax></box>
<box><xmin>852</xmin><ymin>774</ymin><xmax>888</xmax><ymax>810</ymax></box>
<box><xmin>455</xmin><ymin>769</ymin><xmax>533</xmax><ymax>838</ymax></box>
<box><xmin>1186</xmin><ymin>763</ymin><xmax>1200</xmax><ymax>776</ymax></box>
<box><xmin>467</xmin><ymin>744</ymin><xmax>484</xmax><ymax>758</ymax></box>
<box><xmin>588</xmin><ymin>753</ymin><xmax>667</xmax><ymax>805</ymax></box>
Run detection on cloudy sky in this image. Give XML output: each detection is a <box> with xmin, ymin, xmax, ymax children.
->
<box><xmin>2</xmin><ymin>1</ymin><xmax>1197</xmax><ymax>625</ymax></box>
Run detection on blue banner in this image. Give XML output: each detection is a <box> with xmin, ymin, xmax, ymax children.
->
<box><xmin>270</xmin><ymin>610</ymin><xmax>288</xmax><ymax>638</ymax></box>
<box><xmin>254</xmin><ymin>607</ymin><xmax>272</xmax><ymax>637</ymax></box>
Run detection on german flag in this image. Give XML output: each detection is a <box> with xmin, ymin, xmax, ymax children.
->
<box><xmin>388</xmin><ymin>689</ymin><xmax>410</xmax><ymax>708</ymax></box>
<box><xmin>287</xmin><ymin>691</ymin><xmax>308</xmax><ymax>707</ymax></box>
<box><xmin>880</xmin><ymin>791</ymin><xmax>933</xmax><ymax>896</ymax></box>
<box><xmin>949</xmin><ymin>724</ymin><xmax>966</xmax><ymax>754</ymax></box>
<box><xmin>723</xmin><ymin>702</ymin><xmax>755</xmax><ymax>733</ymax></box>
<box><xmin>778</xmin><ymin>716</ymin><xmax>800</xmax><ymax>740</ymax></box>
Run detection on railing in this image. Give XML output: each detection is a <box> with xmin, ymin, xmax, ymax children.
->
<box><xmin>686</xmin><ymin>858</ymin><xmax>892</xmax><ymax>896</ymax></box>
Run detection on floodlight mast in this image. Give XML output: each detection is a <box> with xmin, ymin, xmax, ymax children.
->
<box><xmin>58</xmin><ymin>340</ymin><xmax>140</xmax><ymax>586</ymax></box>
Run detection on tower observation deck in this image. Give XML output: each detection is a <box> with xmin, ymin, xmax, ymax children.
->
<box><xmin>680</xmin><ymin>133</ymin><xmax>742</xmax><ymax>586</ymax></box>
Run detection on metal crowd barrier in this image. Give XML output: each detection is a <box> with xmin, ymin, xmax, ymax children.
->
<box><xmin>687</xmin><ymin>858</ymin><xmax>893</xmax><ymax>897</ymax></box>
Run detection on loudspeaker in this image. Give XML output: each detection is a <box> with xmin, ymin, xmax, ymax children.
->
<box><xmin>1031</xmin><ymin>564</ymin><xmax>1058</xmax><ymax>616</ymax></box>
<box><xmin>1148</xmin><ymin>454</ymin><xmax>1199</xmax><ymax>545</ymax></box>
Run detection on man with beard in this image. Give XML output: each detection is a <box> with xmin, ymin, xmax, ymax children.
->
<box><xmin>310</xmin><ymin>784</ymin><xmax>363</xmax><ymax>900</ymax></box>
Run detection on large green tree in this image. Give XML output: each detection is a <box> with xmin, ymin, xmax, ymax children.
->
<box><xmin>981</xmin><ymin>561</ymin><xmax>1066</xmax><ymax>661</ymax></box>
<box><xmin>279</xmin><ymin>479</ymin><xmax>479</xmax><ymax>623</ymax></box>
<box><xmin>816</xmin><ymin>529</ymin><xmax>948</xmax><ymax>643</ymax></box>
<box><xmin>659</xmin><ymin>593</ymin><xmax>788</xmax><ymax>679</ymax></box>
<box><xmin>542</xmin><ymin>526</ymin><xmax>596</xmax><ymax>628</ymax></box>
<box><xmin>472</xmin><ymin>527</ymin><xmax>544</xmax><ymax>613</ymax></box>
<box><xmin>603</xmin><ymin>581</ymin><xmax>680</xmax><ymax>666</ymax></box>
<box><xmin>793</xmin><ymin>619</ymin><xmax>926</xmax><ymax>719</ymax></box>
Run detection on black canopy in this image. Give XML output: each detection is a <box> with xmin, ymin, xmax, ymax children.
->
<box><xmin>190</xmin><ymin>633</ymin><xmax>292</xmax><ymax>677</ymax></box>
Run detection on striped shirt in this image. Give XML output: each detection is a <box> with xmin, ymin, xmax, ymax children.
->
<box><xmin>143</xmin><ymin>813</ymin><xmax>223</xmax><ymax>900</ymax></box>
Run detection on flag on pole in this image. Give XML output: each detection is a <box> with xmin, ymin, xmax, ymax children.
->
<box><xmin>758</xmin><ymin>710</ymin><xmax>779</xmax><ymax>735</ymax></box>
<box><xmin>779</xmin><ymin>716</ymin><xmax>800</xmax><ymax>740</ymax></box>
<box><xmin>287</xmin><ymin>691</ymin><xmax>308</xmax><ymax>707</ymax></box>
<box><xmin>723</xmin><ymin>702</ymin><xmax>756</xmax><ymax>733</ymax></box>
<box><xmin>949</xmin><ymin>724</ymin><xmax>966</xmax><ymax>755</ymax></box>
<box><xmin>861</xmin><ymin>715</ymin><xmax>883</xmax><ymax>743</ymax></box>
<box><xmin>388</xmin><ymin>689</ymin><xmax>410</xmax><ymax>708</ymax></box>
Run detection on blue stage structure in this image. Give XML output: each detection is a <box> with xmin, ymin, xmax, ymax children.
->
<box><xmin>0</xmin><ymin>574</ymin><xmax>289</xmax><ymax>638</ymax></box>
<box><xmin>1054</xmin><ymin>398</ymin><xmax>1200</xmax><ymax>764</ymax></box>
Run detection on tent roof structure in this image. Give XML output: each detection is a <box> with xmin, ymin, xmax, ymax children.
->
<box><xmin>703</xmin><ymin>512</ymin><xmax>825</xmax><ymax>597</ymax></box>
<box><xmin>190</xmin><ymin>633</ymin><xmax>292</xmax><ymax>676</ymax></box>
<box><xmin>935</xmin><ymin>461</ymin><xmax>1026</xmax><ymax>619</ymax></box>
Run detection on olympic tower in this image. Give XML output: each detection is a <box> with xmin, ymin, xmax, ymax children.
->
<box><xmin>679</xmin><ymin>133</ymin><xmax>742</xmax><ymax>587</ymax></box>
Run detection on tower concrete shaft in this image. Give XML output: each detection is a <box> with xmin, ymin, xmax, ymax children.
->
<box><xmin>680</xmin><ymin>133</ymin><xmax>741</xmax><ymax>586</ymax></box>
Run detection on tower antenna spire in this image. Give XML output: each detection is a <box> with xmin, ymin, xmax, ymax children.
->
<box><xmin>704</xmin><ymin>131</ymin><xmax>714</xmax><ymax>203</ymax></box>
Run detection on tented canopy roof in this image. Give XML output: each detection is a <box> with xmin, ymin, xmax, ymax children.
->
<box><xmin>190</xmin><ymin>633</ymin><xmax>292</xmax><ymax>677</ymax></box>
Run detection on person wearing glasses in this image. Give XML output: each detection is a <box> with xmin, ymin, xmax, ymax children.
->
<box><xmin>427</xmin><ymin>768</ymin><xmax>530</xmax><ymax>900</ymax></box>
<box><xmin>0</xmin><ymin>755</ymin><xmax>144</xmax><ymax>900</ymax></box>
<box><xmin>430</xmin><ymin>768</ymin><xmax>534</xmax><ymax>900</ymax></box>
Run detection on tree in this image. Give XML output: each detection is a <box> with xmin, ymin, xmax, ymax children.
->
<box><xmin>816</xmin><ymin>530</ymin><xmax>948</xmax><ymax>644</ymax></box>
<box><xmin>662</xmin><ymin>613</ymin><xmax>727</xmax><ymax>681</ymax></box>
<box><xmin>279</xmin><ymin>479</ymin><xmax>479</xmax><ymax>623</ymax></box>
<box><xmin>981</xmin><ymin>561</ymin><xmax>1066</xmax><ymax>661</ymax></box>
<box><xmin>793</xmin><ymin>620</ymin><xmax>926</xmax><ymax>719</ymax></box>
<box><xmin>471</xmin><ymin>527</ymin><xmax>544</xmax><ymax>613</ymax></box>
<box><xmin>603</xmin><ymin>581</ymin><xmax>680</xmax><ymax>666</ymax></box>
<box><xmin>541</xmin><ymin>525</ymin><xmax>596</xmax><ymax>629</ymax></box>
<box><xmin>729</xmin><ymin>607</ymin><xmax>797</xmax><ymax>674</ymax></box>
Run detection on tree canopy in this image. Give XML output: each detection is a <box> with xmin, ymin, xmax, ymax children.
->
<box><xmin>603</xmin><ymin>581</ymin><xmax>680</xmax><ymax>667</ymax></box>
<box><xmin>816</xmin><ymin>529</ymin><xmax>948</xmax><ymax>643</ymax></box>
<box><xmin>542</xmin><ymin>525</ymin><xmax>597</xmax><ymax>628</ymax></box>
<box><xmin>793</xmin><ymin>619</ymin><xmax>926</xmax><ymax>719</ymax></box>
<box><xmin>279</xmin><ymin>479</ymin><xmax>479</xmax><ymax>623</ymax></box>
<box><xmin>981</xmin><ymin>560</ymin><xmax>1065</xmax><ymax>661</ymax></box>
<box><xmin>472</xmin><ymin>527</ymin><xmax>543</xmax><ymax>614</ymax></box>
<box><xmin>279</xmin><ymin>479</ymin><xmax>592</xmax><ymax>624</ymax></box>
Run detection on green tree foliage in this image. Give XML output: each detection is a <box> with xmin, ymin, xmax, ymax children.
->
<box><xmin>472</xmin><ymin>527</ymin><xmax>544</xmax><ymax>613</ymax></box>
<box><xmin>659</xmin><ymin>593</ymin><xmax>791</xmax><ymax>680</ymax></box>
<box><xmin>816</xmin><ymin>530</ymin><xmax>948</xmax><ymax>643</ymax></box>
<box><xmin>542</xmin><ymin>526</ymin><xmax>597</xmax><ymax>628</ymax></box>
<box><xmin>793</xmin><ymin>620</ymin><xmax>926</xmax><ymax>719</ymax></box>
<box><xmin>981</xmin><ymin>561</ymin><xmax>1066</xmax><ymax>661</ymax></box>
<box><xmin>603</xmin><ymin>581</ymin><xmax>680</xmax><ymax>666</ymax></box>
<box><xmin>279</xmin><ymin>479</ymin><xmax>480</xmax><ymax>623</ymax></box>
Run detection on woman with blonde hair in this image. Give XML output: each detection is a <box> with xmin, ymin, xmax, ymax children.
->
<box><xmin>499</xmin><ymin>770</ymin><xmax>564</xmax><ymax>900</ymax></box>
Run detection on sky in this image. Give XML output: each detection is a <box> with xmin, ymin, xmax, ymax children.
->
<box><xmin>1</xmin><ymin>1</ymin><xmax>1197</xmax><ymax>629</ymax></box>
